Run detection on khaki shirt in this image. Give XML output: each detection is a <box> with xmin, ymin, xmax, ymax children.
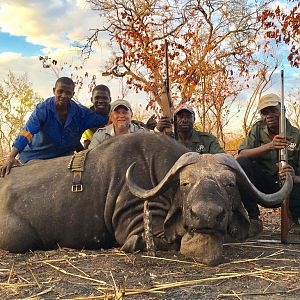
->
<box><xmin>238</xmin><ymin>120</ymin><xmax>300</xmax><ymax>176</ymax></box>
<box><xmin>178</xmin><ymin>129</ymin><xmax>225</xmax><ymax>154</ymax></box>
<box><xmin>89</xmin><ymin>123</ymin><xmax>144</xmax><ymax>149</ymax></box>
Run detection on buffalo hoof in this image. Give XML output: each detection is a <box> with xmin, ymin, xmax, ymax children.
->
<box><xmin>180</xmin><ymin>232</ymin><xmax>223</xmax><ymax>266</ymax></box>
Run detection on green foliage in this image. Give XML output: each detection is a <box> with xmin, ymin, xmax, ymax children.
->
<box><xmin>0</xmin><ymin>72</ymin><xmax>42</xmax><ymax>161</ymax></box>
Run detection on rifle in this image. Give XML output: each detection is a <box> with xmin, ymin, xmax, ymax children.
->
<box><xmin>280</xmin><ymin>69</ymin><xmax>290</xmax><ymax>243</ymax></box>
<box><xmin>159</xmin><ymin>40</ymin><xmax>176</xmax><ymax>137</ymax></box>
<box><xmin>142</xmin><ymin>41</ymin><xmax>176</xmax><ymax>254</ymax></box>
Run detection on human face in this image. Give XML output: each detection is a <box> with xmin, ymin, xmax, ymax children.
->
<box><xmin>260</xmin><ymin>105</ymin><xmax>280</xmax><ymax>133</ymax></box>
<box><xmin>53</xmin><ymin>82</ymin><xmax>75</xmax><ymax>107</ymax></box>
<box><xmin>110</xmin><ymin>106</ymin><xmax>132</xmax><ymax>129</ymax></box>
<box><xmin>92</xmin><ymin>90</ymin><xmax>111</xmax><ymax>115</ymax></box>
<box><xmin>176</xmin><ymin>110</ymin><xmax>194</xmax><ymax>133</ymax></box>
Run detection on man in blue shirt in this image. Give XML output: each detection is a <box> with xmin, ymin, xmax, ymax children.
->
<box><xmin>0</xmin><ymin>77</ymin><xmax>108</xmax><ymax>176</ymax></box>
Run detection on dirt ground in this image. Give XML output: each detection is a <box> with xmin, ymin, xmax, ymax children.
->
<box><xmin>0</xmin><ymin>208</ymin><xmax>299</xmax><ymax>300</ymax></box>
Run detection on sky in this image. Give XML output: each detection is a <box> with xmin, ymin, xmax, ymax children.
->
<box><xmin>0</xmin><ymin>0</ymin><xmax>136</xmax><ymax>106</ymax></box>
<box><xmin>0</xmin><ymin>0</ymin><xmax>299</xmax><ymax>125</ymax></box>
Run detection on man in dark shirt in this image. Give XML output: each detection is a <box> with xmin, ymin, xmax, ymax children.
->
<box><xmin>156</xmin><ymin>103</ymin><xmax>224</xmax><ymax>154</ymax></box>
<box><xmin>237</xmin><ymin>93</ymin><xmax>300</xmax><ymax>236</ymax></box>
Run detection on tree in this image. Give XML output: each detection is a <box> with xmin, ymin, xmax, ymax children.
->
<box><xmin>286</xmin><ymin>88</ymin><xmax>300</xmax><ymax>128</ymax></box>
<box><xmin>39</xmin><ymin>55</ymin><xmax>97</xmax><ymax>102</ymax></box>
<box><xmin>132</xmin><ymin>103</ymin><xmax>158</xmax><ymax>123</ymax></box>
<box><xmin>0</xmin><ymin>72</ymin><xmax>42</xmax><ymax>162</ymax></box>
<box><xmin>85</xmin><ymin>0</ymin><xmax>269</xmax><ymax>139</ymax></box>
<box><xmin>259</xmin><ymin>0</ymin><xmax>300</xmax><ymax>67</ymax></box>
<box><xmin>242</xmin><ymin>50</ymin><xmax>279</xmax><ymax>136</ymax></box>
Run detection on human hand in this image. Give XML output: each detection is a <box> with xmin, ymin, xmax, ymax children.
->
<box><xmin>156</xmin><ymin>116</ymin><xmax>172</xmax><ymax>132</ymax></box>
<box><xmin>279</xmin><ymin>163</ymin><xmax>295</xmax><ymax>181</ymax></box>
<box><xmin>0</xmin><ymin>157</ymin><xmax>22</xmax><ymax>177</ymax></box>
<box><xmin>146</xmin><ymin>114</ymin><xmax>157</xmax><ymax>130</ymax></box>
<box><xmin>270</xmin><ymin>135</ymin><xmax>291</xmax><ymax>150</ymax></box>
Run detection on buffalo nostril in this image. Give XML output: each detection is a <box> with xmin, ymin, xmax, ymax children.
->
<box><xmin>191</xmin><ymin>202</ymin><xmax>226</xmax><ymax>225</ymax></box>
<box><xmin>216</xmin><ymin>209</ymin><xmax>226</xmax><ymax>225</ymax></box>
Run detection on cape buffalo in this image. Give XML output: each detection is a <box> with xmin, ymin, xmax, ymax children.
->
<box><xmin>0</xmin><ymin>132</ymin><xmax>292</xmax><ymax>265</ymax></box>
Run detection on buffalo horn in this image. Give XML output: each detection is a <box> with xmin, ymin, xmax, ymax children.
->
<box><xmin>214</xmin><ymin>153</ymin><xmax>293</xmax><ymax>206</ymax></box>
<box><xmin>126</xmin><ymin>152</ymin><xmax>199</xmax><ymax>199</ymax></box>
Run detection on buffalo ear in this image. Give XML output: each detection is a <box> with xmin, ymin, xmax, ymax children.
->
<box><xmin>163</xmin><ymin>193</ymin><xmax>185</xmax><ymax>244</ymax></box>
<box><xmin>228</xmin><ymin>196</ymin><xmax>250</xmax><ymax>241</ymax></box>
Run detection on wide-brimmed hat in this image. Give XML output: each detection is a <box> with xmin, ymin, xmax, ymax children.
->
<box><xmin>257</xmin><ymin>94</ymin><xmax>280</xmax><ymax>112</ymax></box>
<box><xmin>110</xmin><ymin>99</ymin><xmax>132</xmax><ymax>113</ymax></box>
<box><xmin>174</xmin><ymin>103</ymin><xmax>195</xmax><ymax>115</ymax></box>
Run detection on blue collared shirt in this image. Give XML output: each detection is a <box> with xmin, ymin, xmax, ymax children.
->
<box><xmin>13</xmin><ymin>97</ymin><xmax>108</xmax><ymax>163</ymax></box>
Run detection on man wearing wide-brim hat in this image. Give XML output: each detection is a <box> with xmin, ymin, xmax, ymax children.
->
<box><xmin>237</xmin><ymin>93</ymin><xmax>300</xmax><ymax>237</ymax></box>
<box><xmin>156</xmin><ymin>103</ymin><xmax>224</xmax><ymax>154</ymax></box>
<box><xmin>89</xmin><ymin>99</ymin><xmax>144</xmax><ymax>148</ymax></box>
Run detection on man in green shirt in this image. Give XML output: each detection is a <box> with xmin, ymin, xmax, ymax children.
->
<box><xmin>237</xmin><ymin>93</ymin><xmax>300</xmax><ymax>236</ymax></box>
<box><xmin>156</xmin><ymin>103</ymin><xmax>224</xmax><ymax>154</ymax></box>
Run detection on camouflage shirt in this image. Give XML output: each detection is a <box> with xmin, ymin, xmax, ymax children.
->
<box><xmin>178</xmin><ymin>129</ymin><xmax>225</xmax><ymax>154</ymax></box>
<box><xmin>238</xmin><ymin>119</ymin><xmax>300</xmax><ymax>176</ymax></box>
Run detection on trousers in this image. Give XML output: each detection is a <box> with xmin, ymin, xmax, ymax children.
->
<box><xmin>236</xmin><ymin>156</ymin><xmax>300</xmax><ymax>219</ymax></box>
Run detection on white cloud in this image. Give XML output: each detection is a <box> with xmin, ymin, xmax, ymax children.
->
<box><xmin>292</xmin><ymin>73</ymin><xmax>300</xmax><ymax>78</ymax></box>
<box><xmin>0</xmin><ymin>52</ymin><xmax>22</xmax><ymax>63</ymax></box>
<box><xmin>0</xmin><ymin>48</ymin><xmax>147</xmax><ymax>108</ymax></box>
<box><xmin>0</xmin><ymin>0</ymin><xmax>145</xmax><ymax>104</ymax></box>
<box><xmin>0</xmin><ymin>0</ymin><xmax>106</xmax><ymax>49</ymax></box>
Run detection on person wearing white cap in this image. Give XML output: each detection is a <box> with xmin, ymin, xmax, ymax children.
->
<box><xmin>237</xmin><ymin>93</ymin><xmax>300</xmax><ymax>237</ymax></box>
<box><xmin>156</xmin><ymin>103</ymin><xmax>224</xmax><ymax>154</ymax></box>
<box><xmin>89</xmin><ymin>99</ymin><xmax>144</xmax><ymax>148</ymax></box>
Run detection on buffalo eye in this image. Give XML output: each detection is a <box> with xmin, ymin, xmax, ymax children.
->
<box><xmin>225</xmin><ymin>182</ymin><xmax>235</xmax><ymax>188</ymax></box>
<box><xmin>181</xmin><ymin>182</ymin><xmax>190</xmax><ymax>187</ymax></box>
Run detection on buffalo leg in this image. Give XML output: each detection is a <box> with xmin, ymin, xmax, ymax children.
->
<box><xmin>0</xmin><ymin>213</ymin><xmax>42</xmax><ymax>253</ymax></box>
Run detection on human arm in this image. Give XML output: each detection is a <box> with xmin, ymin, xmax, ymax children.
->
<box><xmin>12</xmin><ymin>102</ymin><xmax>47</xmax><ymax>153</ymax></box>
<box><xmin>80</xmin><ymin>105</ymin><xmax>108</xmax><ymax>130</ymax></box>
<box><xmin>238</xmin><ymin>135</ymin><xmax>290</xmax><ymax>159</ymax></box>
<box><xmin>82</xmin><ymin>129</ymin><xmax>93</xmax><ymax>150</ymax></box>
<box><xmin>131</xmin><ymin>120</ymin><xmax>146</xmax><ymax>128</ymax></box>
<box><xmin>88</xmin><ymin>128</ymin><xmax>107</xmax><ymax>149</ymax></box>
<box><xmin>75</xmin><ymin>142</ymin><xmax>84</xmax><ymax>152</ymax></box>
<box><xmin>0</xmin><ymin>103</ymin><xmax>47</xmax><ymax>176</ymax></box>
<box><xmin>83</xmin><ymin>140</ymin><xmax>91</xmax><ymax>150</ymax></box>
<box><xmin>0</xmin><ymin>146</ymin><xmax>22</xmax><ymax>177</ymax></box>
<box><xmin>89</xmin><ymin>134</ymin><xmax>101</xmax><ymax>149</ymax></box>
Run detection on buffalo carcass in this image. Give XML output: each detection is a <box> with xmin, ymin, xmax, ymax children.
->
<box><xmin>0</xmin><ymin>132</ymin><xmax>293</xmax><ymax>265</ymax></box>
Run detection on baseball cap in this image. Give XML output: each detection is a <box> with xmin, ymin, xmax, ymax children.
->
<box><xmin>110</xmin><ymin>99</ymin><xmax>132</xmax><ymax>113</ymax></box>
<box><xmin>257</xmin><ymin>94</ymin><xmax>281</xmax><ymax>112</ymax></box>
<box><xmin>174</xmin><ymin>103</ymin><xmax>195</xmax><ymax>115</ymax></box>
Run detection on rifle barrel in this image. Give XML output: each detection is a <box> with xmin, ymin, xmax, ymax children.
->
<box><xmin>280</xmin><ymin>70</ymin><xmax>287</xmax><ymax>164</ymax></box>
<box><xmin>279</xmin><ymin>69</ymin><xmax>289</xmax><ymax>243</ymax></box>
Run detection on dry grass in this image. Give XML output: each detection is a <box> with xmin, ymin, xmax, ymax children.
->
<box><xmin>0</xmin><ymin>208</ymin><xmax>299</xmax><ymax>300</ymax></box>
